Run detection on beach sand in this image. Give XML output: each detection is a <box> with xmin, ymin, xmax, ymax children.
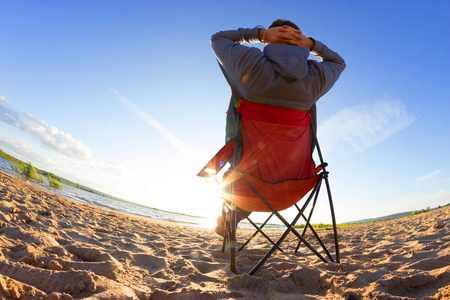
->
<box><xmin>0</xmin><ymin>170</ymin><xmax>449</xmax><ymax>300</ymax></box>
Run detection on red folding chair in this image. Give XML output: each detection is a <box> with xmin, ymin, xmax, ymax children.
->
<box><xmin>198</xmin><ymin>99</ymin><xmax>339</xmax><ymax>275</ymax></box>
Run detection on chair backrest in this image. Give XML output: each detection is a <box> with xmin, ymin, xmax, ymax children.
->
<box><xmin>236</xmin><ymin>98</ymin><xmax>316</xmax><ymax>182</ymax></box>
<box><xmin>218</xmin><ymin>99</ymin><xmax>321</xmax><ymax>212</ymax></box>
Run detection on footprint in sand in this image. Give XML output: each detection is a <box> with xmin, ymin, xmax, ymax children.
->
<box><xmin>131</xmin><ymin>253</ymin><xmax>167</xmax><ymax>275</ymax></box>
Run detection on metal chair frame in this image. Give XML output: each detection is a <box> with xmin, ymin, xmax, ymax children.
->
<box><xmin>203</xmin><ymin>107</ymin><xmax>340</xmax><ymax>275</ymax></box>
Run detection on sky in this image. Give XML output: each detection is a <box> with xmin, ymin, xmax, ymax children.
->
<box><xmin>0</xmin><ymin>0</ymin><xmax>449</xmax><ymax>225</ymax></box>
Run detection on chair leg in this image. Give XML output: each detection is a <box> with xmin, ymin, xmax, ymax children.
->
<box><xmin>298</xmin><ymin>214</ymin><xmax>334</xmax><ymax>262</ymax></box>
<box><xmin>229</xmin><ymin>208</ymin><xmax>237</xmax><ymax>273</ymax></box>
<box><xmin>293</xmin><ymin>175</ymin><xmax>339</xmax><ymax>263</ymax></box>
<box><xmin>295</xmin><ymin>183</ymin><xmax>321</xmax><ymax>252</ymax></box>
<box><xmin>295</xmin><ymin>193</ymin><xmax>319</xmax><ymax>252</ymax></box>
<box><xmin>220</xmin><ymin>202</ymin><xmax>237</xmax><ymax>272</ymax></box>
<box><xmin>238</xmin><ymin>213</ymin><xmax>283</xmax><ymax>253</ymax></box>
<box><xmin>311</xmin><ymin>123</ymin><xmax>340</xmax><ymax>263</ymax></box>
<box><xmin>324</xmin><ymin>175</ymin><xmax>340</xmax><ymax>263</ymax></box>
<box><xmin>242</xmin><ymin>175</ymin><xmax>328</xmax><ymax>275</ymax></box>
<box><xmin>249</xmin><ymin>219</ymin><xmax>327</xmax><ymax>275</ymax></box>
<box><xmin>221</xmin><ymin>219</ymin><xmax>227</xmax><ymax>253</ymax></box>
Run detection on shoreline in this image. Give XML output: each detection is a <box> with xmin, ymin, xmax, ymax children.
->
<box><xmin>1</xmin><ymin>170</ymin><xmax>449</xmax><ymax>299</ymax></box>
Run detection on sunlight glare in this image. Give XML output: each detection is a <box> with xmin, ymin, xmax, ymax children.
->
<box><xmin>204</xmin><ymin>168</ymin><xmax>217</xmax><ymax>174</ymax></box>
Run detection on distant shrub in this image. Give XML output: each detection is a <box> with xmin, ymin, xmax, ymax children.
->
<box><xmin>12</xmin><ymin>161</ymin><xmax>38</xmax><ymax>180</ymax></box>
<box><xmin>410</xmin><ymin>207</ymin><xmax>431</xmax><ymax>216</ymax></box>
<box><xmin>37</xmin><ymin>176</ymin><xmax>46</xmax><ymax>183</ymax></box>
<box><xmin>23</xmin><ymin>162</ymin><xmax>39</xmax><ymax>180</ymax></box>
<box><xmin>11</xmin><ymin>162</ymin><xmax>22</xmax><ymax>174</ymax></box>
<box><xmin>46</xmin><ymin>172</ymin><xmax>61</xmax><ymax>181</ymax></box>
<box><xmin>49</xmin><ymin>178</ymin><xmax>62</xmax><ymax>190</ymax></box>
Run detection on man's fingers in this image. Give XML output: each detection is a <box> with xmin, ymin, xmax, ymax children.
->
<box><xmin>269</xmin><ymin>26</ymin><xmax>303</xmax><ymax>45</ymax></box>
<box><xmin>278</xmin><ymin>27</ymin><xmax>302</xmax><ymax>35</ymax></box>
<box><xmin>282</xmin><ymin>34</ymin><xmax>302</xmax><ymax>45</ymax></box>
<box><xmin>279</xmin><ymin>29</ymin><xmax>302</xmax><ymax>41</ymax></box>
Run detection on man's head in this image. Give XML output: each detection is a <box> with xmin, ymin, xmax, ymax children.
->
<box><xmin>269</xmin><ymin>19</ymin><xmax>300</xmax><ymax>30</ymax></box>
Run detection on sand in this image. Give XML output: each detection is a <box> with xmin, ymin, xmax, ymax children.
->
<box><xmin>0</xmin><ymin>170</ymin><xmax>449</xmax><ymax>300</ymax></box>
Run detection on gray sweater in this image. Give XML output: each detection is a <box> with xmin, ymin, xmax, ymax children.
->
<box><xmin>211</xmin><ymin>27</ymin><xmax>346</xmax><ymax>139</ymax></box>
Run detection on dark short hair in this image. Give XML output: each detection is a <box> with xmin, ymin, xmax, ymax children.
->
<box><xmin>269</xmin><ymin>19</ymin><xmax>300</xmax><ymax>30</ymax></box>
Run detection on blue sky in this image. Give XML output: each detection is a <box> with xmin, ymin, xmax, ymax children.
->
<box><xmin>0</xmin><ymin>0</ymin><xmax>449</xmax><ymax>224</ymax></box>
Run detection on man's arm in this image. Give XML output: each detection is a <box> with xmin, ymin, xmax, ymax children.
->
<box><xmin>211</xmin><ymin>26</ymin><xmax>307</xmax><ymax>82</ymax></box>
<box><xmin>210</xmin><ymin>28</ymin><xmax>263</xmax><ymax>86</ymax></box>
<box><xmin>308</xmin><ymin>38</ymin><xmax>346</xmax><ymax>98</ymax></box>
<box><xmin>211</xmin><ymin>25</ymin><xmax>346</xmax><ymax>104</ymax></box>
<box><xmin>295</xmin><ymin>30</ymin><xmax>346</xmax><ymax>75</ymax></box>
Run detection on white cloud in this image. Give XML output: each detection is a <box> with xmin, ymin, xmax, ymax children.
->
<box><xmin>414</xmin><ymin>169</ymin><xmax>441</xmax><ymax>184</ymax></box>
<box><xmin>20</xmin><ymin>113</ymin><xmax>93</xmax><ymax>161</ymax></box>
<box><xmin>318</xmin><ymin>96</ymin><xmax>415</xmax><ymax>153</ymax></box>
<box><xmin>111</xmin><ymin>88</ymin><xmax>197</xmax><ymax>162</ymax></box>
<box><xmin>0</xmin><ymin>96</ymin><xmax>21</xmax><ymax>126</ymax></box>
<box><xmin>0</xmin><ymin>134</ymin><xmax>54</xmax><ymax>167</ymax></box>
<box><xmin>89</xmin><ymin>156</ymin><xmax>122</xmax><ymax>175</ymax></box>
<box><xmin>0</xmin><ymin>97</ymin><xmax>93</xmax><ymax>161</ymax></box>
<box><xmin>0</xmin><ymin>96</ymin><xmax>130</xmax><ymax>200</ymax></box>
<box><xmin>436</xmin><ymin>178</ymin><xmax>450</xmax><ymax>184</ymax></box>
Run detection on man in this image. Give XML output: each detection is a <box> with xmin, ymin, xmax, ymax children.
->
<box><xmin>211</xmin><ymin>19</ymin><xmax>345</xmax><ymax>234</ymax></box>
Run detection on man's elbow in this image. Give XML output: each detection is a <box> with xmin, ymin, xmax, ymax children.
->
<box><xmin>336</xmin><ymin>57</ymin><xmax>346</xmax><ymax>73</ymax></box>
<box><xmin>210</xmin><ymin>31</ymin><xmax>225</xmax><ymax>44</ymax></box>
<box><xmin>340</xmin><ymin>60</ymin><xmax>346</xmax><ymax>72</ymax></box>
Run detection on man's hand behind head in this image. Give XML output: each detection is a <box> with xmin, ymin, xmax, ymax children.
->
<box><xmin>264</xmin><ymin>25</ymin><xmax>314</xmax><ymax>50</ymax></box>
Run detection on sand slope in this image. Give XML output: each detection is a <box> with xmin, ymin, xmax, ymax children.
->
<box><xmin>0</xmin><ymin>171</ymin><xmax>449</xmax><ymax>299</ymax></box>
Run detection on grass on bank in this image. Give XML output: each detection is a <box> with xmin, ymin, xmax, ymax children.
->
<box><xmin>293</xmin><ymin>205</ymin><xmax>438</xmax><ymax>230</ymax></box>
<box><xmin>293</xmin><ymin>222</ymin><xmax>361</xmax><ymax>230</ymax></box>
<box><xmin>264</xmin><ymin>209</ymin><xmax>438</xmax><ymax>230</ymax></box>
<box><xmin>410</xmin><ymin>207</ymin><xmax>431</xmax><ymax>216</ymax></box>
<box><xmin>7</xmin><ymin>157</ymin><xmax>63</xmax><ymax>190</ymax></box>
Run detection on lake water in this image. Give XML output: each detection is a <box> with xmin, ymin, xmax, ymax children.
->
<box><xmin>0</xmin><ymin>157</ymin><xmax>212</xmax><ymax>228</ymax></box>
